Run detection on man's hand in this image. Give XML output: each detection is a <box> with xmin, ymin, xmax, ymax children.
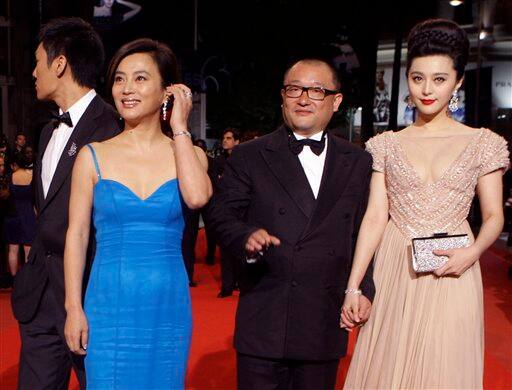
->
<box><xmin>340</xmin><ymin>294</ymin><xmax>371</xmax><ymax>331</ymax></box>
<box><xmin>358</xmin><ymin>295</ymin><xmax>371</xmax><ymax>322</ymax></box>
<box><xmin>245</xmin><ymin>228</ymin><xmax>281</xmax><ymax>256</ymax></box>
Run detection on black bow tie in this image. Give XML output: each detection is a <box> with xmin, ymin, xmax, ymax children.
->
<box><xmin>288</xmin><ymin>134</ymin><xmax>326</xmax><ymax>156</ymax></box>
<box><xmin>51</xmin><ymin>111</ymin><xmax>73</xmax><ymax>128</ymax></box>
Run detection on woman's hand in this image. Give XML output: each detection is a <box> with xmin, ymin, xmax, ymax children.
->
<box><xmin>166</xmin><ymin>84</ymin><xmax>193</xmax><ymax>132</ymax></box>
<box><xmin>433</xmin><ymin>245</ymin><xmax>481</xmax><ymax>277</ymax></box>
<box><xmin>340</xmin><ymin>294</ymin><xmax>371</xmax><ymax>330</ymax></box>
<box><xmin>64</xmin><ymin>307</ymin><xmax>89</xmax><ymax>355</ymax></box>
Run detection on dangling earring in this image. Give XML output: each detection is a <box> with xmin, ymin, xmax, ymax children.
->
<box><xmin>406</xmin><ymin>96</ymin><xmax>415</xmax><ymax>109</ymax></box>
<box><xmin>162</xmin><ymin>97</ymin><xmax>169</xmax><ymax>121</ymax></box>
<box><xmin>448</xmin><ymin>90</ymin><xmax>459</xmax><ymax>112</ymax></box>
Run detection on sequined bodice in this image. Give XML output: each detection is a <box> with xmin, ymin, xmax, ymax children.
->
<box><xmin>366</xmin><ymin>128</ymin><xmax>509</xmax><ymax>239</ymax></box>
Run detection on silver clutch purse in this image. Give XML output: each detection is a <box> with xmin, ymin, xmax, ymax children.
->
<box><xmin>411</xmin><ymin>233</ymin><xmax>469</xmax><ymax>273</ymax></box>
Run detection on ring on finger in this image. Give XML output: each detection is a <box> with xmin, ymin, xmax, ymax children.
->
<box><xmin>184</xmin><ymin>90</ymin><xmax>193</xmax><ymax>99</ymax></box>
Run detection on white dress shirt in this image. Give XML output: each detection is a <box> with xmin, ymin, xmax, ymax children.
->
<box><xmin>293</xmin><ymin>131</ymin><xmax>327</xmax><ymax>198</ymax></box>
<box><xmin>41</xmin><ymin>89</ymin><xmax>97</xmax><ymax>197</ymax></box>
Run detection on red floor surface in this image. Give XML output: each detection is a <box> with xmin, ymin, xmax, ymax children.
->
<box><xmin>1</xmin><ymin>230</ymin><xmax>511</xmax><ymax>389</ymax></box>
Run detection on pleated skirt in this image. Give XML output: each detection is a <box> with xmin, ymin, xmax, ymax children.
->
<box><xmin>344</xmin><ymin>220</ymin><xmax>483</xmax><ymax>389</ymax></box>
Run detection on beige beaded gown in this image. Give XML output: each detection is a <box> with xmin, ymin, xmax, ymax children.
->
<box><xmin>344</xmin><ymin>128</ymin><xmax>509</xmax><ymax>389</ymax></box>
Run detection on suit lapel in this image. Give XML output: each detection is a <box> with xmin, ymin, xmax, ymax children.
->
<box><xmin>35</xmin><ymin>123</ymin><xmax>55</xmax><ymax>211</ymax></box>
<box><xmin>260</xmin><ymin>126</ymin><xmax>316</xmax><ymax>218</ymax></box>
<box><xmin>41</xmin><ymin>96</ymin><xmax>103</xmax><ymax>212</ymax></box>
<box><xmin>300</xmin><ymin>135</ymin><xmax>353</xmax><ymax>240</ymax></box>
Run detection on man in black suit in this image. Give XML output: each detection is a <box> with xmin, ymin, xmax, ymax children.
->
<box><xmin>208</xmin><ymin>59</ymin><xmax>375</xmax><ymax>389</ymax></box>
<box><xmin>214</xmin><ymin>128</ymin><xmax>241</xmax><ymax>297</ymax></box>
<box><xmin>11</xmin><ymin>18</ymin><xmax>120</xmax><ymax>390</ymax></box>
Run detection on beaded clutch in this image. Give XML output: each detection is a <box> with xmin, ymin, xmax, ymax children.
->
<box><xmin>411</xmin><ymin>233</ymin><xmax>469</xmax><ymax>273</ymax></box>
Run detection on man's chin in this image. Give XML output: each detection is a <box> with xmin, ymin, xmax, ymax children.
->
<box><xmin>35</xmin><ymin>91</ymin><xmax>52</xmax><ymax>102</ymax></box>
<box><xmin>290</xmin><ymin>122</ymin><xmax>317</xmax><ymax>134</ymax></box>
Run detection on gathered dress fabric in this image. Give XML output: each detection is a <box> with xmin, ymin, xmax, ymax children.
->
<box><xmin>84</xmin><ymin>144</ymin><xmax>192</xmax><ymax>389</ymax></box>
<box><xmin>345</xmin><ymin>128</ymin><xmax>509</xmax><ymax>389</ymax></box>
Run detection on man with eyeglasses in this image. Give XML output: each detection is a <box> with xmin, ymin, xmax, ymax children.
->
<box><xmin>208</xmin><ymin>58</ymin><xmax>375</xmax><ymax>389</ymax></box>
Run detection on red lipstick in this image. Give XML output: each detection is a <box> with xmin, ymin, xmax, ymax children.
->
<box><xmin>420</xmin><ymin>99</ymin><xmax>436</xmax><ymax>105</ymax></box>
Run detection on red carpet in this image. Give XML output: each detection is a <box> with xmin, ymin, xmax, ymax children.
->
<box><xmin>1</xmin><ymin>230</ymin><xmax>511</xmax><ymax>389</ymax></box>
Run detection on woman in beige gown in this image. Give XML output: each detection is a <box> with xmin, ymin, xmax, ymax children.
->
<box><xmin>343</xmin><ymin>19</ymin><xmax>509</xmax><ymax>389</ymax></box>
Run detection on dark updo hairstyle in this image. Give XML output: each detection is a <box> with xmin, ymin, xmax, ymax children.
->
<box><xmin>406</xmin><ymin>19</ymin><xmax>470</xmax><ymax>81</ymax></box>
<box><xmin>107</xmin><ymin>38</ymin><xmax>180</xmax><ymax>95</ymax></box>
<box><xmin>13</xmin><ymin>151</ymin><xmax>32</xmax><ymax>170</ymax></box>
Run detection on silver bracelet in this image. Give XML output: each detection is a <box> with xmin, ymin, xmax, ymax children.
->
<box><xmin>173</xmin><ymin>130</ymin><xmax>192</xmax><ymax>138</ymax></box>
<box><xmin>344</xmin><ymin>288</ymin><xmax>362</xmax><ymax>295</ymax></box>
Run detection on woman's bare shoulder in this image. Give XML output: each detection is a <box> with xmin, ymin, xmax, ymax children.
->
<box><xmin>451</xmin><ymin>122</ymin><xmax>482</xmax><ymax>136</ymax></box>
<box><xmin>393</xmin><ymin>125</ymin><xmax>415</xmax><ymax>136</ymax></box>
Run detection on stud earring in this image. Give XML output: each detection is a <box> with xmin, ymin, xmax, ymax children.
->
<box><xmin>448</xmin><ymin>90</ymin><xmax>459</xmax><ymax>113</ymax></box>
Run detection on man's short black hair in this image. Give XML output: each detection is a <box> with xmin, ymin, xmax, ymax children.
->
<box><xmin>38</xmin><ymin>17</ymin><xmax>105</xmax><ymax>89</ymax></box>
<box><xmin>223</xmin><ymin>127</ymin><xmax>241</xmax><ymax>141</ymax></box>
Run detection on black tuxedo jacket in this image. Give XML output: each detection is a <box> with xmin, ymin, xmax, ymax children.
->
<box><xmin>11</xmin><ymin>95</ymin><xmax>121</xmax><ymax>323</ymax></box>
<box><xmin>208</xmin><ymin>126</ymin><xmax>375</xmax><ymax>361</ymax></box>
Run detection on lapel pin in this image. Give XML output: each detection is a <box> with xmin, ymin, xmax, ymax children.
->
<box><xmin>68</xmin><ymin>142</ymin><xmax>77</xmax><ymax>157</ymax></box>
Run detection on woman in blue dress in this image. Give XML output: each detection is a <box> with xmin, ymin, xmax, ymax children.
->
<box><xmin>63</xmin><ymin>39</ymin><xmax>212</xmax><ymax>389</ymax></box>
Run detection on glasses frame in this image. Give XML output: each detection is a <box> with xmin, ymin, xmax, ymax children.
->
<box><xmin>282</xmin><ymin>84</ymin><xmax>339</xmax><ymax>101</ymax></box>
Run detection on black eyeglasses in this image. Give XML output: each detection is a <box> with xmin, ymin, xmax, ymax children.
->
<box><xmin>283</xmin><ymin>84</ymin><xmax>339</xmax><ymax>101</ymax></box>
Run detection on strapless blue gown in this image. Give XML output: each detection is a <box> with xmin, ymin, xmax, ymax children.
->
<box><xmin>84</xmin><ymin>145</ymin><xmax>192</xmax><ymax>389</ymax></box>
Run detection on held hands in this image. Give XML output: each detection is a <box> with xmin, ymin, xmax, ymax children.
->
<box><xmin>433</xmin><ymin>245</ymin><xmax>481</xmax><ymax>277</ymax></box>
<box><xmin>165</xmin><ymin>84</ymin><xmax>193</xmax><ymax>132</ymax></box>
<box><xmin>64</xmin><ymin>307</ymin><xmax>89</xmax><ymax>355</ymax></box>
<box><xmin>245</xmin><ymin>229</ymin><xmax>281</xmax><ymax>257</ymax></box>
<box><xmin>340</xmin><ymin>294</ymin><xmax>371</xmax><ymax>331</ymax></box>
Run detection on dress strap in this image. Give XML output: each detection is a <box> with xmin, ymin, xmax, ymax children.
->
<box><xmin>86</xmin><ymin>144</ymin><xmax>102</xmax><ymax>179</ymax></box>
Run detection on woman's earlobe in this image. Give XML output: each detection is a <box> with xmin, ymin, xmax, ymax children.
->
<box><xmin>456</xmin><ymin>77</ymin><xmax>464</xmax><ymax>90</ymax></box>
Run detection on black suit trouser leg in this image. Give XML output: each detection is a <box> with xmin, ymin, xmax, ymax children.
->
<box><xmin>18</xmin><ymin>283</ymin><xmax>85</xmax><ymax>390</ymax></box>
<box><xmin>205</xmin><ymin>225</ymin><xmax>217</xmax><ymax>264</ymax></box>
<box><xmin>182</xmin><ymin>212</ymin><xmax>200</xmax><ymax>283</ymax></box>
<box><xmin>220</xmin><ymin>247</ymin><xmax>237</xmax><ymax>292</ymax></box>
<box><xmin>290</xmin><ymin>358</ymin><xmax>339</xmax><ymax>390</ymax></box>
<box><xmin>237</xmin><ymin>353</ymin><xmax>291</xmax><ymax>390</ymax></box>
<box><xmin>237</xmin><ymin>353</ymin><xmax>339</xmax><ymax>390</ymax></box>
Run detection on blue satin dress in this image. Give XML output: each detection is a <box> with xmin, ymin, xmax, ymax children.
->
<box><xmin>84</xmin><ymin>144</ymin><xmax>192</xmax><ymax>389</ymax></box>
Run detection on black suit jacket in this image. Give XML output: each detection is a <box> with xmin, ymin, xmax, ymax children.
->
<box><xmin>208</xmin><ymin>153</ymin><xmax>229</xmax><ymax>191</ymax></box>
<box><xmin>208</xmin><ymin>126</ymin><xmax>375</xmax><ymax>361</ymax></box>
<box><xmin>11</xmin><ymin>95</ymin><xmax>121</xmax><ymax>323</ymax></box>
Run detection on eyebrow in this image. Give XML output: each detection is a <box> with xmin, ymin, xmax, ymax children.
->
<box><xmin>115</xmin><ymin>70</ymin><xmax>152</xmax><ymax>76</ymax></box>
<box><xmin>286</xmin><ymin>80</ymin><xmax>323</xmax><ymax>85</ymax></box>
<box><xmin>285</xmin><ymin>81</ymin><xmax>331</xmax><ymax>89</ymax></box>
<box><xmin>410</xmin><ymin>71</ymin><xmax>449</xmax><ymax>76</ymax></box>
